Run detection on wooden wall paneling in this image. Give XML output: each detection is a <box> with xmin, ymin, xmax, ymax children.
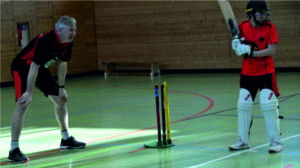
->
<box><xmin>95</xmin><ymin>1</ymin><xmax>300</xmax><ymax>70</ymax></box>
<box><xmin>52</xmin><ymin>1</ymin><xmax>84</xmax><ymax>19</ymax></box>
<box><xmin>189</xmin><ymin>1</ymin><xmax>219</xmax><ymax>11</ymax></box>
<box><xmin>35</xmin><ymin>1</ymin><xmax>53</xmax><ymax>19</ymax></box>
<box><xmin>1</xmin><ymin>1</ymin><xmax>13</xmax><ymax>20</ymax></box>
<box><xmin>73</xmin><ymin>18</ymin><xmax>85</xmax><ymax>44</ymax></box>
<box><xmin>85</xmin><ymin>23</ymin><xmax>97</xmax><ymax>44</ymax></box>
<box><xmin>85</xmin><ymin>39</ymin><xmax>97</xmax><ymax>53</ymax></box>
<box><xmin>268</xmin><ymin>1</ymin><xmax>300</xmax><ymax>7</ymax></box>
<box><xmin>12</xmin><ymin>1</ymin><xmax>36</xmax><ymax>19</ymax></box>
<box><xmin>0</xmin><ymin>52</ymin><xmax>17</xmax><ymax>82</ymax></box>
<box><xmin>104</xmin><ymin>1</ymin><xmax>133</xmax><ymax>8</ymax></box>
<box><xmin>1</xmin><ymin>52</ymin><xmax>16</xmax><ymax>68</ymax></box>
<box><xmin>3</xmin><ymin>1</ymin><xmax>299</xmax><ymax>83</ymax></box>
<box><xmin>35</xmin><ymin>19</ymin><xmax>54</xmax><ymax>35</ymax></box>
<box><xmin>230</xmin><ymin>50</ymin><xmax>243</xmax><ymax>69</ymax></box>
<box><xmin>0</xmin><ymin>21</ymin><xmax>16</xmax><ymax>52</ymax></box>
<box><xmin>72</xmin><ymin>44</ymin><xmax>86</xmax><ymax>59</ymax></box>
<box><xmin>95</xmin><ymin>1</ymin><xmax>231</xmax><ymax>70</ymax></box>
<box><xmin>83</xmin><ymin>1</ymin><xmax>95</xmax><ymax>18</ymax></box>
<box><xmin>276</xmin><ymin>37</ymin><xmax>300</xmax><ymax>67</ymax></box>
<box><xmin>52</xmin><ymin>1</ymin><xmax>84</xmax><ymax>8</ymax></box>
<box><xmin>29</xmin><ymin>20</ymin><xmax>48</xmax><ymax>45</ymax></box>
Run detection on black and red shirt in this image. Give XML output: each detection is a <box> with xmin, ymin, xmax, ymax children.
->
<box><xmin>12</xmin><ymin>30</ymin><xmax>73</xmax><ymax>68</ymax></box>
<box><xmin>238</xmin><ymin>20</ymin><xmax>279</xmax><ymax>76</ymax></box>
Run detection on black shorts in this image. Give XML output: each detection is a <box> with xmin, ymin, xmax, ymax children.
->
<box><xmin>240</xmin><ymin>73</ymin><xmax>280</xmax><ymax>101</ymax></box>
<box><xmin>11</xmin><ymin>64</ymin><xmax>59</xmax><ymax>101</ymax></box>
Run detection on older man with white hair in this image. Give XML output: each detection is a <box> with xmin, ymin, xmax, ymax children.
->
<box><xmin>9</xmin><ymin>16</ymin><xmax>86</xmax><ymax>163</ymax></box>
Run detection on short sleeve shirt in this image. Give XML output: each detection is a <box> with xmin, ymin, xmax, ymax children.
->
<box><xmin>238</xmin><ymin>20</ymin><xmax>279</xmax><ymax>76</ymax></box>
<box><xmin>14</xmin><ymin>30</ymin><xmax>73</xmax><ymax>68</ymax></box>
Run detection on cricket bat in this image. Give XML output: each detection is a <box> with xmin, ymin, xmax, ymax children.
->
<box><xmin>217</xmin><ymin>0</ymin><xmax>239</xmax><ymax>38</ymax></box>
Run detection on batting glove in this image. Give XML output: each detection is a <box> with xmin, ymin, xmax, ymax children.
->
<box><xmin>231</xmin><ymin>39</ymin><xmax>241</xmax><ymax>51</ymax></box>
<box><xmin>235</xmin><ymin>43</ymin><xmax>253</xmax><ymax>57</ymax></box>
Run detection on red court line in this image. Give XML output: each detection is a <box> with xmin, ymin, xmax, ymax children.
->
<box><xmin>87</xmin><ymin>89</ymin><xmax>213</xmax><ymax>144</ymax></box>
<box><xmin>0</xmin><ymin>149</ymin><xmax>61</xmax><ymax>166</ymax></box>
<box><xmin>30</xmin><ymin>149</ymin><xmax>61</xmax><ymax>158</ymax></box>
<box><xmin>1</xmin><ymin>89</ymin><xmax>214</xmax><ymax>165</ymax></box>
<box><xmin>0</xmin><ymin>161</ymin><xmax>9</xmax><ymax>165</ymax></box>
<box><xmin>168</xmin><ymin>89</ymin><xmax>214</xmax><ymax>123</ymax></box>
<box><xmin>128</xmin><ymin>147</ymin><xmax>147</xmax><ymax>153</ymax></box>
<box><xmin>285</xmin><ymin>161</ymin><xmax>300</xmax><ymax>168</ymax></box>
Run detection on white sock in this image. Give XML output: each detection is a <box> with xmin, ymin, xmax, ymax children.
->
<box><xmin>11</xmin><ymin>141</ymin><xmax>19</xmax><ymax>151</ymax></box>
<box><xmin>61</xmin><ymin>130</ymin><xmax>71</xmax><ymax>140</ymax></box>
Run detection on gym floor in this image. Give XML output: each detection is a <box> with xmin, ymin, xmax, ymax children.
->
<box><xmin>1</xmin><ymin>72</ymin><xmax>299</xmax><ymax>168</ymax></box>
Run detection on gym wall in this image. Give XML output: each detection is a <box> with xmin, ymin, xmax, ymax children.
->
<box><xmin>95</xmin><ymin>1</ymin><xmax>300</xmax><ymax>70</ymax></box>
<box><xmin>1</xmin><ymin>1</ymin><xmax>299</xmax><ymax>83</ymax></box>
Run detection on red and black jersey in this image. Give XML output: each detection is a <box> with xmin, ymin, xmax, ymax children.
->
<box><xmin>238</xmin><ymin>20</ymin><xmax>278</xmax><ymax>76</ymax></box>
<box><xmin>12</xmin><ymin>30</ymin><xmax>73</xmax><ymax>69</ymax></box>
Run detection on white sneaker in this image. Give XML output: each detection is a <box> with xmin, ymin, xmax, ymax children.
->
<box><xmin>229</xmin><ymin>139</ymin><xmax>250</xmax><ymax>151</ymax></box>
<box><xmin>269</xmin><ymin>142</ymin><xmax>282</xmax><ymax>153</ymax></box>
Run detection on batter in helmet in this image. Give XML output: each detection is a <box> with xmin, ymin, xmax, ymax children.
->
<box><xmin>245</xmin><ymin>0</ymin><xmax>271</xmax><ymax>27</ymax></box>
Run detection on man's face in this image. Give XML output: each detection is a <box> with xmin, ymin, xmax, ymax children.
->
<box><xmin>59</xmin><ymin>25</ymin><xmax>76</xmax><ymax>43</ymax></box>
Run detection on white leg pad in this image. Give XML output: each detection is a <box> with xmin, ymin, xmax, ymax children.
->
<box><xmin>260</xmin><ymin>89</ymin><xmax>282</xmax><ymax>144</ymax></box>
<box><xmin>237</xmin><ymin>88</ymin><xmax>253</xmax><ymax>144</ymax></box>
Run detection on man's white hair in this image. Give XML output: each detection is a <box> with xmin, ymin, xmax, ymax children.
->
<box><xmin>55</xmin><ymin>16</ymin><xmax>76</xmax><ymax>30</ymax></box>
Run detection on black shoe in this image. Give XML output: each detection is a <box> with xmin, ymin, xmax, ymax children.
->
<box><xmin>60</xmin><ymin>136</ymin><xmax>86</xmax><ymax>149</ymax></box>
<box><xmin>8</xmin><ymin>148</ymin><xmax>29</xmax><ymax>163</ymax></box>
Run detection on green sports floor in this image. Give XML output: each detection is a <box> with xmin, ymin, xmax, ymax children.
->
<box><xmin>1</xmin><ymin>72</ymin><xmax>299</xmax><ymax>168</ymax></box>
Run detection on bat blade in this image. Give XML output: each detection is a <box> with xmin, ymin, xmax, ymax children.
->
<box><xmin>217</xmin><ymin>0</ymin><xmax>239</xmax><ymax>38</ymax></box>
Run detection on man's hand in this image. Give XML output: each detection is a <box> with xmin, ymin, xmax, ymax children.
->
<box><xmin>18</xmin><ymin>92</ymin><xmax>32</xmax><ymax>106</ymax></box>
<box><xmin>59</xmin><ymin>88</ymin><xmax>68</xmax><ymax>103</ymax></box>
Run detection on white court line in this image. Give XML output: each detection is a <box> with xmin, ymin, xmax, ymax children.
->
<box><xmin>187</xmin><ymin>133</ymin><xmax>300</xmax><ymax>168</ymax></box>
